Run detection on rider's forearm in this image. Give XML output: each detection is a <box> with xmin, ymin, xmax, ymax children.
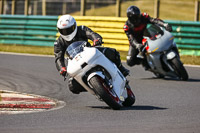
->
<box><xmin>54</xmin><ymin>51</ymin><xmax>66</xmax><ymax>72</ymax></box>
<box><xmin>149</xmin><ymin>17</ymin><xmax>165</xmax><ymax>27</ymax></box>
<box><xmin>84</xmin><ymin>26</ymin><xmax>102</xmax><ymax>41</ymax></box>
<box><xmin>127</xmin><ymin>34</ymin><xmax>141</xmax><ymax>48</ymax></box>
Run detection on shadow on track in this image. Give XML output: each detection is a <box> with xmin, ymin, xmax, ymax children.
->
<box><xmin>186</xmin><ymin>78</ymin><xmax>200</xmax><ymax>82</ymax></box>
<box><xmin>140</xmin><ymin>77</ymin><xmax>200</xmax><ymax>82</ymax></box>
<box><xmin>122</xmin><ymin>105</ymin><xmax>168</xmax><ymax>110</ymax></box>
<box><xmin>88</xmin><ymin>105</ymin><xmax>168</xmax><ymax>111</ymax></box>
<box><xmin>161</xmin><ymin>77</ymin><xmax>200</xmax><ymax>82</ymax></box>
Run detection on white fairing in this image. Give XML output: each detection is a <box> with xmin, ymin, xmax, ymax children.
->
<box><xmin>67</xmin><ymin>47</ymin><xmax>128</xmax><ymax>100</ymax></box>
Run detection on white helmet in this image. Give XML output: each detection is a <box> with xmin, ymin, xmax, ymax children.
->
<box><xmin>57</xmin><ymin>15</ymin><xmax>77</xmax><ymax>41</ymax></box>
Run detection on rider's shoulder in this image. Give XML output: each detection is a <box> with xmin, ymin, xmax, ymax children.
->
<box><xmin>142</xmin><ymin>12</ymin><xmax>149</xmax><ymax>18</ymax></box>
<box><xmin>54</xmin><ymin>38</ymin><xmax>60</xmax><ymax>47</ymax></box>
<box><xmin>55</xmin><ymin>36</ymin><xmax>61</xmax><ymax>42</ymax></box>
<box><xmin>54</xmin><ymin>36</ymin><xmax>65</xmax><ymax>46</ymax></box>
<box><xmin>123</xmin><ymin>24</ymin><xmax>129</xmax><ymax>31</ymax></box>
<box><xmin>123</xmin><ymin>21</ymin><xmax>130</xmax><ymax>31</ymax></box>
<box><xmin>78</xmin><ymin>25</ymin><xmax>89</xmax><ymax>31</ymax></box>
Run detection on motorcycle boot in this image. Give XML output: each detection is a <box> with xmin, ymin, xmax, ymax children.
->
<box><xmin>114</xmin><ymin>50</ymin><xmax>130</xmax><ymax>77</ymax></box>
<box><xmin>142</xmin><ymin>59</ymin><xmax>150</xmax><ymax>71</ymax></box>
<box><xmin>113</xmin><ymin>49</ymin><xmax>130</xmax><ymax>77</ymax></box>
<box><xmin>136</xmin><ymin>43</ymin><xmax>146</xmax><ymax>59</ymax></box>
<box><xmin>137</xmin><ymin>51</ymin><xmax>144</xmax><ymax>59</ymax></box>
<box><xmin>68</xmin><ymin>77</ymin><xmax>87</xmax><ymax>94</ymax></box>
<box><xmin>118</xmin><ymin>64</ymin><xmax>130</xmax><ymax>77</ymax></box>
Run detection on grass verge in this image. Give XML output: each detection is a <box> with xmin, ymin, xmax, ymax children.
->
<box><xmin>0</xmin><ymin>44</ymin><xmax>200</xmax><ymax>65</ymax></box>
<box><xmin>0</xmin><ymin>44</ymin><xmax>54</xmax><ymax>55</ymax></box>
<box><xmin>71</xmin><ymin>0</ymin><xmax>199</xmax><ymax>21</ymax></box>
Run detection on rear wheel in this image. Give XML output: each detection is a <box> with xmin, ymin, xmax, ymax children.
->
<box><xmin>122</xmin><ymin>84</ymin><xmax>135</xmax><ymax>107</ymax></box>
<box><xmin>89</xmin><ymin>76</ymin><xmax>122</xmax><ymax>110</ymax></box>
<box><xmin>153</xmin><ymin>72</ymin><xmax>165</xmax><ymax>78</ymax></box>
<box><xmin>169</xmin><ymin>57</ymin><xmax>189</xmax><ymax>81</ymax></box>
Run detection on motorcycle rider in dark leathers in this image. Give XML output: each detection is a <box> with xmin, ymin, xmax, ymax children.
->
<box><xmin>124</xmin><ymin>6</ymin><xmax>172</xmax><ymax>67</ymax></box>
<box><xmin>54</xmin><ymin>15</ymin><xmax>129</xmax><ymax>94</ymax></box>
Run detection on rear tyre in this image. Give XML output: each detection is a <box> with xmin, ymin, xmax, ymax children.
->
<box><xmin>153</xmin><ymin>72</ymin><xmax>165</xmax><ymax>78</ymax></box>
<box><xmin>122</xmin><ymin>84</ymin><xmax>135</xmax><ymax>107</ymax></box>
<box><xmin>89</xmin><ymin>76</ymin><xmax>122</xmax><ymax>110</ymax></box>
<box><xmin>169</xmin><ymin>57</ymin><xmax>189</xmax><ymax>81</ymax></box>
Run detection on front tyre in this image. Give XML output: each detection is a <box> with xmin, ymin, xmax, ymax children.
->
<box><xmin>169</xmin><ymin>57</ymin><xmax>189</xmax><ymax>81</ymax></box>
<box><xmin>122</xmin><ymin>84</ymin><xmax>135</xmax><ymax>107</ymax></box>
<box><xmin>89</xmin><ymin>76</ymin><xmax>122</xmax><ymax>110</ymax></box>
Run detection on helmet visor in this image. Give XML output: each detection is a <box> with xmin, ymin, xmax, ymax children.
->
<box><xmin>58</xmin><ymin>22</ymin><xmax>76</xmax><ymax>35</ymax></box>
<box><xmin>129</xmin><ymin>15</ymin><xmax>141</xmax><ymax>24</ymax></box>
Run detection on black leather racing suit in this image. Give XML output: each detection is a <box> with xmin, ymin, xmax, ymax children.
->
<box><xmin>54</xmin><ymin>25</ymin><xmax>123</xmax><ymax>94</ymax></box>
<box><xmin>123</xmin><ymin>13</ymin><xmax>166</xmax><ymax>66</ymax></box>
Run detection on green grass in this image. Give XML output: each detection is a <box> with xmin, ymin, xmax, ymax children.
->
<box><xmin>0</xmin><ymin>44</ymin><xmax>53</xmax><ymax>55</ymax></box>
<box><xmin>0</xmin><ymin>44</ymin><xmax>199</xmax><ymax>65</ymax></box>
<box><xmin>72</xmin><ymin>0</ymin><xmax>199</xmax><ymax>21</ymax></box>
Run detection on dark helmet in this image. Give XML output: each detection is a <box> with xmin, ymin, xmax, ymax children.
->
<box><xmin>127</xmin><ymin>6</ymin><xmax>141</xmax><ymax>25</ymax></box>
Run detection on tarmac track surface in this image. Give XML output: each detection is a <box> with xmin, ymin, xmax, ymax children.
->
<box><xmin>0</xmin><ymin>53</ymin><xmax>200</xmax><ymax>133</ymax></box>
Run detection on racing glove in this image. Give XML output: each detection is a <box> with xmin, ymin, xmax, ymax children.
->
<box><xmin>60</xmin><ymin>67</ymin><xmax>67</xmax><ymax>77</ymax></box>
<box><xmin>93</xmin><ymin>38</ymin><xmax>102</xmax><ymax>46</ymax></box>
<box><xmin>164</xmin><ymin>23</ymin><xmax>172</xmax><ymax>32</ymax></box>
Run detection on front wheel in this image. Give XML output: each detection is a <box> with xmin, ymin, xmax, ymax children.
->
<box><xmin>169</xmin><ymin>57</ymin><xmax>189</xmax><ymax>81</ymax></box>
<box><xmin>122</xmin><ymin>84</ymin><xmax>135</xmax><ymax>107</ymax></box>
<box><xmin>89</xmin><ymin>75</ymin><xmax>122</xmax><ymax>110</ymax></box>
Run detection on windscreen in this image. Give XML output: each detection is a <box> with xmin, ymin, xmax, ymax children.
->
<box><xmin>66</xmin><ymin>41</ymin><xmax>86</xmax><ymax>59</ymax></box>
<box><xmin>143</xmin><ymin>24</ymin><xmax>164</xmax><ymax>40</ymax></box>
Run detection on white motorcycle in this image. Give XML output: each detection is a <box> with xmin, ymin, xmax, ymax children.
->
<box><xmin>141</xmin><ymin>24</ymin><xmax>189</xmax><ymax>81</ymax></box>
<box><xmin>66</xmin><ymin>41</ymin><xmax>135</xmax><ymax>110</ymax></box>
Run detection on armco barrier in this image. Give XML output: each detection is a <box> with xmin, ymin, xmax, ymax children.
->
<box><xmin>0</xmin><ymin>15</ymin><xmax>200</xmax><ymax>56</ymax></box>
<box><xmin>166</xmin><ymin>20</ymin><xmax>200</xmax><ymax>56</ymax></box>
